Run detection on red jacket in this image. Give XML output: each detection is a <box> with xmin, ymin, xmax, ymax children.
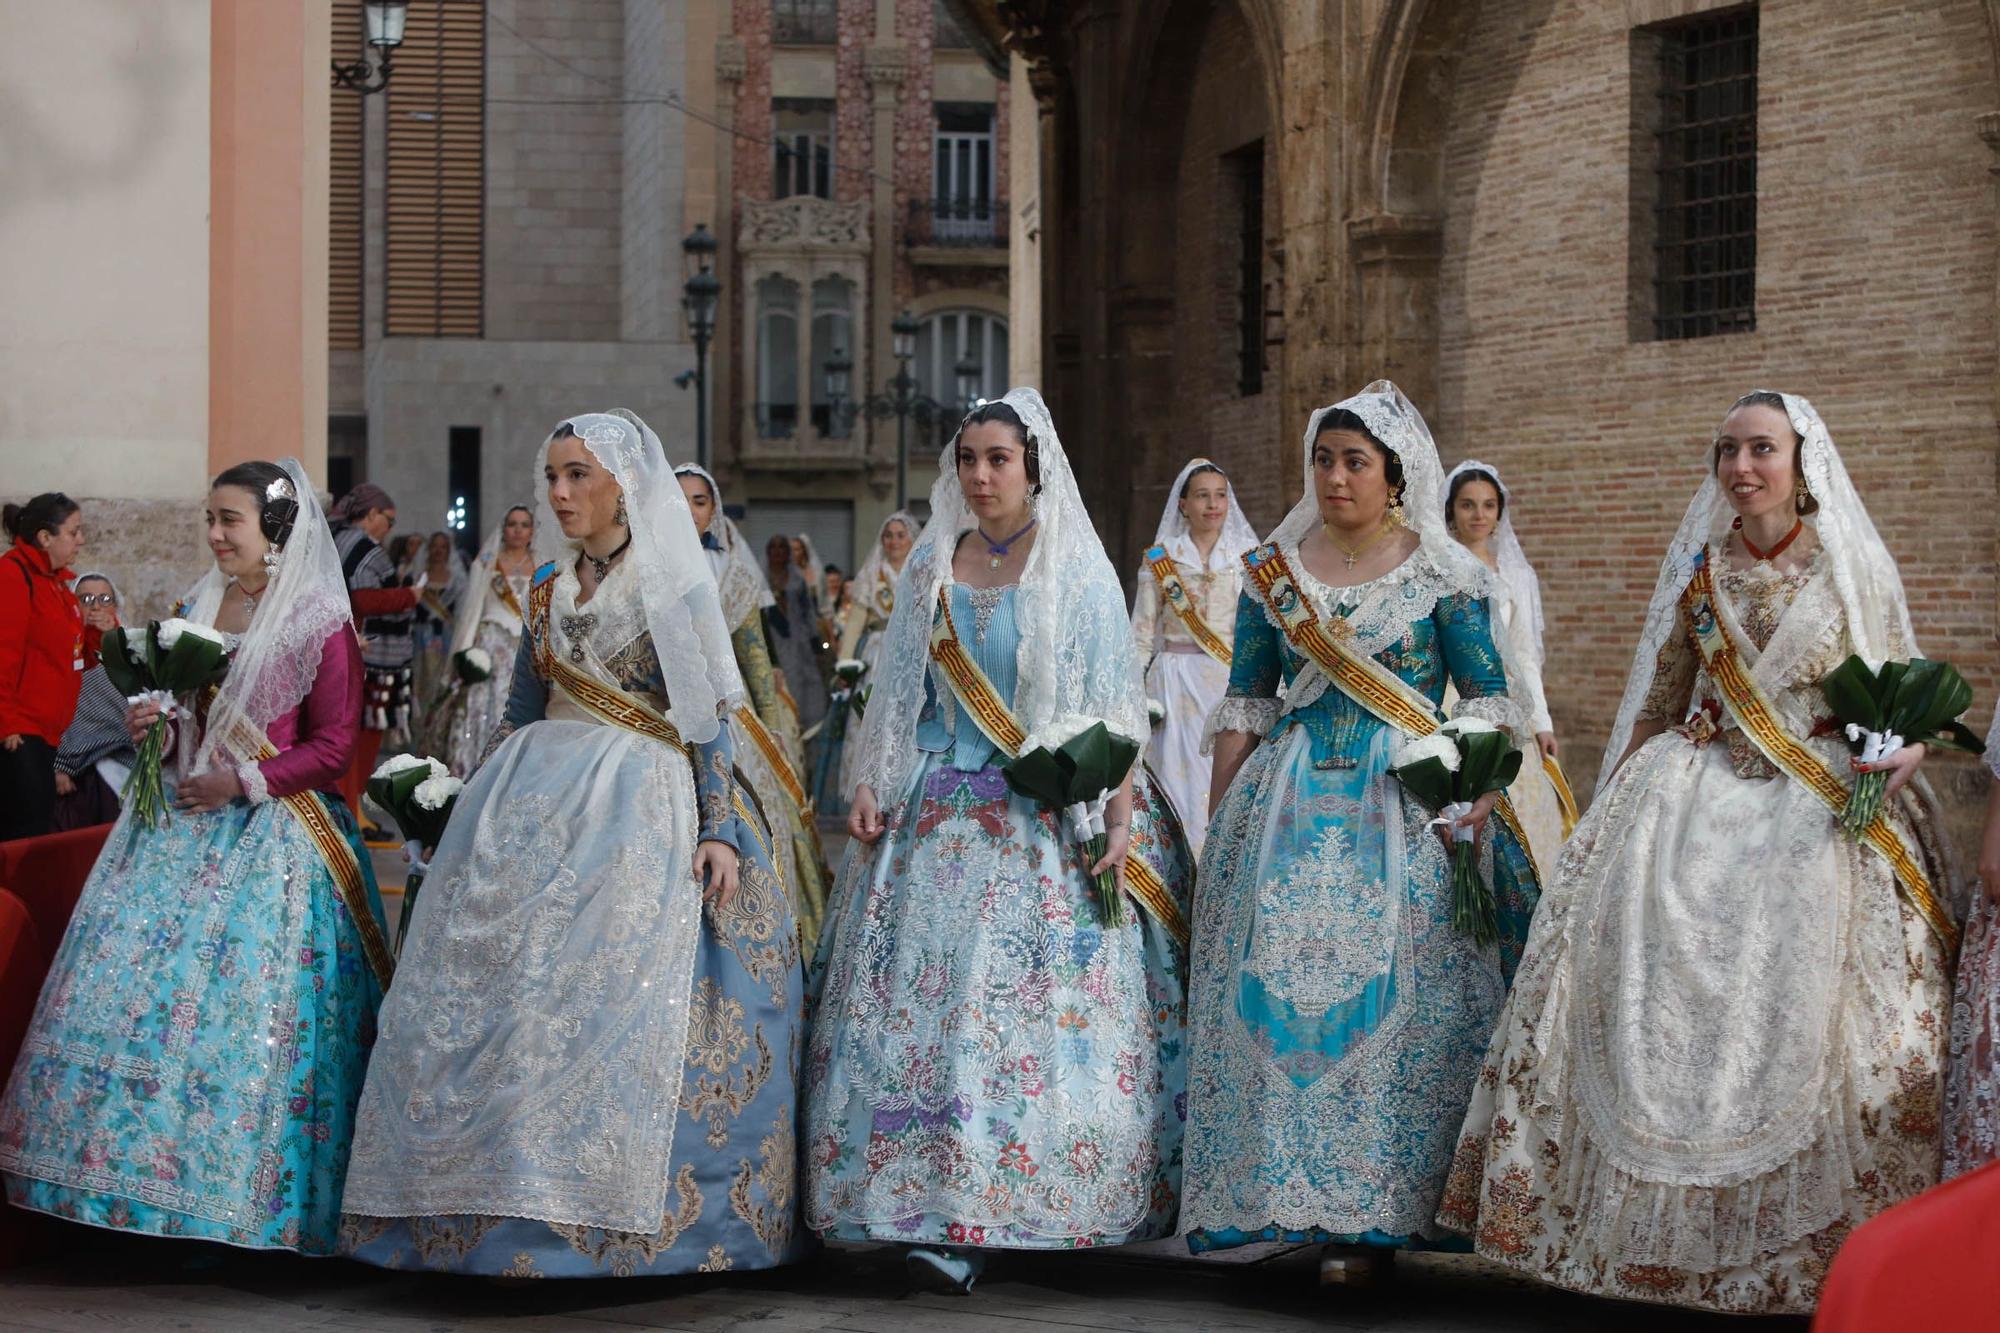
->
<box><xmin>0</xmin><ymin>538</ymin><xmax>93</xmax><ymax>744</ymax></box>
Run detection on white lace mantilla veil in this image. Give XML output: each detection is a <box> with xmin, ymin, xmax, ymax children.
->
<box><xmin>849</xmin><ymin>386</ymin><xmax>1148</xmax><ymax>805</ymax></box>
<box><xmin>853</xmin><ymin>509</ymin><xmax>925</xmax><ymax>602</ymax></box>
<box><xmin>534</xmin><ymin>411</ymin><xmax>743</xmax><ymax>744</ymax></box>
<box><xmin>448</xmin><ymin>512</ymin><xmax>527</xmax><ymax>656</ymax></box>
<box><xmin>1443</xmin><ymin>459</ymin><xmax>1545</xmax><ymax>651</ymax></box>
<box><xmin>1596</xmin><ymin>390</ymin><xmax>1917</xmax><ymax>791</ymax></box>
<box><xmin>671</xmin><ymin>461</ymin><xmax>776</xmax><ymax>629</ymax></box>
<box><xmin>1152</xmin><ymin>457</ymin><xmax>1259</xmax><ymax>571</ymax></box>
<box><xmin>185</xmin><ymin>458</ymin><xmax>353</xmax><ymax>776</ymax></box>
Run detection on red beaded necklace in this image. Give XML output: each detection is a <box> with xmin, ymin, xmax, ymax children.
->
<box><xmin>1732</xmin><ymin>515</ymin><xmax>1805</xmax><ymax>563</ymax></box>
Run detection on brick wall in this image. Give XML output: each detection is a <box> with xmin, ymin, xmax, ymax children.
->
<box><xmin>484</xmin><ymin>0</ymin><xmax>625</xmax><ymax>341</ymax></box>
<box><xmin>1431</xmin><ymin>0</ymin><xmax>1999</xmax><ymax>787</ymax></box>
<box><xmin>1143</xmin><ymin>3</ymin><xmax>1284</xmax><ymax>557</ymax></box>
<box><xmin>835</xmin><ymin>0</ymin><xmax>871</xmax><ymax>205</ymax></box>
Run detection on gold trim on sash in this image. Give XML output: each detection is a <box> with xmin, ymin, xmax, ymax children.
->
<box><xmin>735</xmin><ymin>704</ymin><xmax>809</xmax><ymax>811</ymax></box>
<box><xmin>1146</xmin><ymin>545</ymin><xmax>1232</xmax><ymax>667</ymax></box>
<box><xmin>1241</xmin><ymin>543</ymin><xmax>1542</xmax><ymax>885</ymax></box>
<box><xmin>528</xmin><ymin>578</ymin><xmax>690</xmax><ymax>756</ymax></box>
<box><xmin>1680</xmin><ymin>555</ymin><xmax>1957</xmax><ymax>954</ymax></box>
<box><xmin>1543</xmin><ymin>756</ymin><xmax>1581</xmax><ymax>838</ymax></box>
<box><xmin>492</xmin><ymin>569</ymin><xmax>526</xmax><ymax>622</ymax></box>
<box><xmin>925</xmin><ymin>585</ymin><xmax>1187</xmax><ymax>948</ymax></box>
<box><xmin>420</xmin><ymin>588</ymin><xmax>454</xmax><ymax>627</ymax></box>
<box><xmin>212</xmin><ymin>706</ymin><xmax>394</xmax><ymax>990</ymax></box>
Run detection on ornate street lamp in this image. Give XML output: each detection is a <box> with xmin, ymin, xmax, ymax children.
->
<box><xmin>681</xmin><ymin>224</ymin><xmax>721</xmax><ymax>470</ymax></box>
<box><xmin>331</xmin><ymin>1</ymin><xmax>409</xmax><ymax>95</ymax></box>
<box><xmin>827</xmin><ymin>311</ymin><xmax>985</xmax><ymax>510</ymax></box>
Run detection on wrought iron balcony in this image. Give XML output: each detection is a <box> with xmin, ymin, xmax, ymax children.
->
<box><xmin>907</xmin><ymin>196</ymin><xmax>1006</xmax><ymax>249</ymax></box>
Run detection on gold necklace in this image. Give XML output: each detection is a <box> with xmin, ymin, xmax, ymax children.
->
<box><xmin>1322</xmin><ymin>520</ymin><xmax>1395</xmax><ymax>571</ymax></box>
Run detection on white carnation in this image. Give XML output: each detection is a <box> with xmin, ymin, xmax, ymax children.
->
<box><xmin>464</xmin><ymin>647</ymin><xmax>493</xmax><ymax>673</ymax></box>
<box><xmin>1020</xmin><ymin>713</ymin><xmax>1110</xmax><ymax>757</ymax></box>
<box><xmin>371</xmin><ymin>752</ymin><xmax>435</xmax><ymax>780</ymax></box>
<box><xmin>1394</xmin><ymin>732</ymin><xmax>1461</xmax><ymax>773</ymax></box>
<box><xmin>1146</xmin><ymin>698</ymin><xmax>1166</xmax><ymax>722</ymax></box>
<box><xmin>412</xmin><ymin>773</ymin><xmax>463</xmax><ymax>811</ymax></box>
<box><xmin>1439</xmin><ymin>715</ymin><xmax>1499</xmax><ymax>738</ymax></box>
<box><xmin>156</xmin><ymin>617</ymin><xmax>225</xmax><ymax>651</ymax></box>
<box><xmin>835</xmin><ymin>658</ymin><xmax>867</xmax><ymax>675</ymax></box>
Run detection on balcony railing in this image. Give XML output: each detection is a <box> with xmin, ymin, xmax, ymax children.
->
<box><xmin>907</xmin><ymin>196</ymin><xmax>1005</xmax><ymax>248</ymax></box>
<box><xmin>773</xmin><ymin>2</ymin><xmax>837</xmax><ymax>45</ymax></box>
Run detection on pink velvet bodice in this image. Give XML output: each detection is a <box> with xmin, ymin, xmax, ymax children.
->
<box><xmin>239</xmin><ymin>630</ymin><xmax>363</xmax><ymax>800</ymax></box>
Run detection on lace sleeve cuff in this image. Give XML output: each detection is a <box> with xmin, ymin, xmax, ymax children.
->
<box><xmin>236</xmin><ymin>760</ymin><xmax>271</xmax><ymax>805</ymax></box>
<box><xmin>1202</xmin><ymin>696</ymin><xmax>1281</xmax><ymax>754</ymax></box>
<box><xmin>1451</xmin><ymin>692</ymin><xmax>1520</xmax><ymax>735</ymax></box>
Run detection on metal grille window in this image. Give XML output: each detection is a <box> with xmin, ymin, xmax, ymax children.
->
<box><xmin>933</xmin><ymin>104</ymin><xmax>995</xmax><ymax>244</ymax></box>
<box><xmin>384</xmin><ymin>0</ymin><xmax>485</xmax><ymax>337</ymax></box>
<box><xmin>1226</xmin><ymin>140</ymin><xmax>1265</xmax><ymax>396</ymax></box>
<box><xmin>1650</xmin><ymin>7</ymin><xmax>1757</xmax><ymax>340</ymax></box>
<box><xmin>774</xmin><ymin>99</ymin><xmax>834</xmax><ymax>200</ymax></box>
<box><xmin>773</xmin><ymin>0</ymin><xmax>837</xmax><ymax>45</ymax></box>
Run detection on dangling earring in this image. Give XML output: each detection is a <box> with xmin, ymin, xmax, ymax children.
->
<box><xmin>1388</xmin><ymin>487</ymin><xmax>1406</xmax><ymax>529</ymax></box>
<box><xmin>1794</xmin><ymin>478</ymin><xmax>1810</xmax><ymax>514</ymax></box>
<box><xmin>263</xmin><ymin>547</ymin><xmax>284</xmax><ymax>575</ymax></box>
<box><xmin>614</xmin><ymin>494</ymin><xmax>628</xmax><ymax>527</ymax></box>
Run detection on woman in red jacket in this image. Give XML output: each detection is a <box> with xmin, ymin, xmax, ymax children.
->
<box><xmin>1</xmin><ymin>493</ymin><xmax>90</xmax><ymax>840</ymax></box>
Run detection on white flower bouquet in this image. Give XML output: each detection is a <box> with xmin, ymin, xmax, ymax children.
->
<box><xmin>1389</xmin><ymin>716</ymin><xmax>1522</xmax><ymax>945</ymax></box>
<box><xmin>367</xmin><ymin>754</ymin><xmax>464</xmax><ymax>951</ymax></box>
<box><xmin>1002</xmin><ymin>715</ymin><xmax>1142</xmax><ymax>928</ymax></box>
<box><xmin>98</xmin><ymin>618</ymin><xmax>232</xmax><ymax>829</ymax></box>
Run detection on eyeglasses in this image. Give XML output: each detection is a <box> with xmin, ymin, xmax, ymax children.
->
<box><xmin>78</xmin><ymin>594</ymin><xmax>117</xmax><ymax>607</ymax></box>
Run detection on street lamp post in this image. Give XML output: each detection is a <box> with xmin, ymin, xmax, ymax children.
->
<box><xmin>331</xmin><ymin>1</ymin><xmax>409</xmax><ymax>95</ymax></box>
<box><xmin>827</xmin><ymin>311</ymin><xmax>984</xmax><ymax>510</ymax></box>
<box><xmin>681</xmin><ymin>224</ymin><xmax>720</xmax><ymax>471</ymax></box>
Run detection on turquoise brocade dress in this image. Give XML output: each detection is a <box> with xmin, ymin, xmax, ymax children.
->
<box><xmin>1180</xmin><ymin>551</ymin><xmax>1541</xmax><ymax>1253</ymax></box>
<box><xmin>0</xmin><ymin>630</ymin><xmax>387</xmax><ymax>1254</ymax></box>
<box><xmin>805</xmin><ymin>581</ymin><xmax>1192</xmax><ymax>1249</ymax></box>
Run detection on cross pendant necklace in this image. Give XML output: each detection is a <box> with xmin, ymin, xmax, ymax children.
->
<box><xmin>977</xmin><ymin>516</ymin><xmax>1037</xmax><ymax>570</ymax></box>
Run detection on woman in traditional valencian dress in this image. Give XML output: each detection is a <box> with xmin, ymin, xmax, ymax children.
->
<box><xmin>0</xmin><ymin>460</ymin><xmax>391</xmax><ymax>1254</ymax></box>
<box><xmin>835</xmin><ymin>511</ymin><xmax>921</xmax><ymax>799</ymax></box>
<box><xmin>1442</xmin><ymin>462</ymin><xmax>1573</xmax><ymax>872</ymax></box>
<box><xmin>676</xmin><ymin>464</ymin><xmax>829</xmax><ymax>949</ymax></box>
<box><xmin>406</xmin><ymin>532</ymin><xmax>467</xmax><ymax>748</ymax></box>
<box><xmin>1129</xmin><ymin>460</ymin><xmax>1257</xmax><ymax>858</ymax></box>
<box><xmin>806</xmin><ymin>390</ymin><xmax>1193</xmax><ymax>1294</ymax></box>
<box><xmin>340</xmin><ymin>411</ymin><xmax>806</xmax><ymax>1278</ymax></box>
<box><xmin>1944</xmin><ymin>717</ymin><xmax>2000</xmax><ymax>1177</ymax></box>
<box><xmin>1440</xmin><ymin>392</ymin><xmax>1959</xmax><ymax>1315</ymax></box>
<box><xmin>1181</xmin><ymin>381</ymin><xmax>1542</xmax><ymax>1285</ymax></box>
<box><xmin>433</xmin><ymin>505</ymin><xmax>535</xmax><ymax>776</ymax></box>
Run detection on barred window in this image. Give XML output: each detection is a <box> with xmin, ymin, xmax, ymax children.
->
<box><xmin>774</xmin><ymin>99</ymin><xmax>834</xmax><ymax>200</ymax></box>
<box><xmin>1225</xmin><ymin>140</ymin><xmax>1265</xmax><ymax>396</ymax></box>
<box><xmin>773</xmin><ymin>0</ymin><xmax>837</xmax><ymax>46</ymax></box>
<box><xmin>1647</xmin><ymin>6</ymin><xmax>1757</xmax><ymax>340</ymax></box>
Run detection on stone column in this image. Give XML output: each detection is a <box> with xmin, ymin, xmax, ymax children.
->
<box><xmin>863</xmin><ymin>45</ymin><xmax>909</xmax><ymax>475</ymax></box>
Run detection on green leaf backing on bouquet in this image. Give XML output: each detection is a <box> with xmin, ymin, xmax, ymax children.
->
<box><xmin>1001</xmin><ymin>745</ymin><xmax>1070</xmax><ymax>808</ymax></box>
<box><xmin>99</xmin><ymin>627</ymin><xmax>144</xmax><ymax>696</ymax></box>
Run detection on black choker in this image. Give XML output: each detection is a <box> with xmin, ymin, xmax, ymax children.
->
<box><xmin>581</xmin><ymin>533</ymin><xmax>632</xmax><ymax>582</ymax></box>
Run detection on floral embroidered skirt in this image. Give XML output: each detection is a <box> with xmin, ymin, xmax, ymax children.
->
<box><xmin>0</xmin><ymin>790</ymin><xmax>386</xmax><ymax>1254</ymax></box>
<box><xmin>804</xmin><ymin>759</ymin><xmax>1191</xmax><ymax>1249</ymax></box>
<box><xmin>1438</xmin><ymin>732</ymin><xmax>1951</xmax><ymax>1315</ymax></box>
<box><xmin>1180</xmin><ymin>725</ymin><xmax>1539</xmax><ymax>1253</ymax></box>
<box><xmin>1946</xmin><ymin>893</ymin><xmax>2000</xmax><ymax>1179</ymax></box>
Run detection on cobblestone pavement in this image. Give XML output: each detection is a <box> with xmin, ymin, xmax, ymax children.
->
<box><xmin>3</xmin><ymin>1235</ymin><xmax>1809</xmax><ymax>1333</ymax></box>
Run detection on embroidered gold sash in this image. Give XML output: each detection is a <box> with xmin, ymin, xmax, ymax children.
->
<box><xmin>1145</xmin><ymin>545</ymin><xmax>1232</xmax><ymax>667</ymax></box>
<box><xmin>491</xmin><ymin>569</ymin><xmax>525</xmax><ymax>622</ymax></box>
<box><xmin>925</xmin><ymin>585</ymin><xmax>1189</xmax><ymax>949</ymax></box>
<box><xmin>528</xmin><ymin>578</ymin><xmax>689</xmax><ymax>756</ymax></box>
<box><xmin>1679</xmin><ymin>553</ymin><xmax>1957</xmax><ymax>954</ymax></box>
<box><xmin>210</xmin><ymin>706</ymin><xmax>394</xmax><ymax>989</ymax></box>
<box><xmin>1241</xmin><ymin>543</ymin><xmax>1541</xmax><ymax>884</ymax></box>
<box><xmin>1543</xmin><ymin>756</ymin><xmax>1580</xmax><ymax>838</ymax></box>
<box><xmin>736</xmin><ymin>703</ymin><xmax>809</xmax><ymax>812</ymax></box>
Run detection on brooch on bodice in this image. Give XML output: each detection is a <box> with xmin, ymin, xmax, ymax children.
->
<box><xmin>559</xmin><ymin>612</ymin><xmax>597</xmax><ymax>664</ymax></box>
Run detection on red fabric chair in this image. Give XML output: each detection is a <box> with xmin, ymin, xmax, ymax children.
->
<box><xmin>0</xmin><ymin>822</ymin><xmax>111</xmax><ymax>954</ymax></box>
<box><xmin>1813</xmin><ymin>1162</ymin><xmax>2000</xmax><ymax>1331</ymax></box>
<box><xmin>0</xmin><ymin>887</ymin><xmax>51</xmax><ymax>1261</ymax></box>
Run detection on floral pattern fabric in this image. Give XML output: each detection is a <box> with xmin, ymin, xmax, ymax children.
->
<box><xmin>0</xmin><ymin>787</ymin><xmax>386</xmax><ymax>1254</ymax></box>
<box><xmin>1180</xmin><ymin>550</ymin><xmax>1540</xmax><ymax>1252</ymax></box>
<box><xmin>1946</xmin><ymin>895</ymin><xmax>2000</xmax><ymax>1178</ymax></box>
<box><xmin>1439</xmin><ymin>554</ymin><xmax>1953</xmax><ymax>1315</ymax></box>
<box><xmin>805</xmin><ymin>581</ymin><xmax>1192</xmax><ymax>1248</ymax></box>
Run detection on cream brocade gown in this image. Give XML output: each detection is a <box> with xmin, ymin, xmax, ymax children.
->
<box><xmin>1129</xmin><ymin>549</ymin><xmax>1240</xmax><ymax>859</ymax></box>
<box><xmin>1439</xmin><ymin>550</ymin><xmax>1953</xmax><ymax>1315</ymax></box>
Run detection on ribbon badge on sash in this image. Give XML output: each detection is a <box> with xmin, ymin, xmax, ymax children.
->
<box><xmin>1145</xmin><ymin>545</ymin><xmax>1232</xmax><ymax>667</ymax></box>
<box><xmin>1679</xmin><ymin>551</ymin><xmax>1957</xmax><ymax>954</ymax></box>
<box><xmin>1240</xmin><ymin>542</ymin><xmax>1542</xmax><ymax>884</ymax></box>
<box><xmin>926</xmin><ymin>585</ymin><xmax>1190</xmax><ymax>949</ymax></box>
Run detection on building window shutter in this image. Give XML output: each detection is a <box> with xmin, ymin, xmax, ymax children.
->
<box><xmin>384</xmin><ymin>0</ymin><xmax>485</xmax><ymax>337</ymax></box>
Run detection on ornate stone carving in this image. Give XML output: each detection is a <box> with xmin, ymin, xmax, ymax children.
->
<box><xmin>715</xmin><ymin>36</ymin><xmax>748</xmax><ymax>84</ymax></box>
<box><xmin>863</xmin><ymin>44</ymin><xmax>910</xmax><ymax>87</ymax></box>
<box><xmin>739</xmin><ymin>197</ymin><xmax>871</xmax><ymax>252</ymax></box>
